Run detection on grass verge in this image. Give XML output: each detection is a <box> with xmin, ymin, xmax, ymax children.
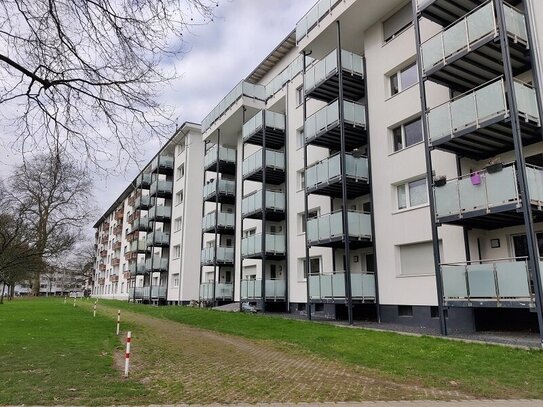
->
<box><xmin>103</xmin><ymin>299</ymin><xmax>543</xmax><ymax>399</ymax></box>
<box><xmin>0</xmin><ymin>298</ymin><xmax>150</xmax><ymax>405</ymax></box>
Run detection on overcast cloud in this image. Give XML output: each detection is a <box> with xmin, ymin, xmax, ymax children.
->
<box><xmin>92</xmin><ymin>0</ymin><xmax>315</xmax><ymax>223</ymax></box>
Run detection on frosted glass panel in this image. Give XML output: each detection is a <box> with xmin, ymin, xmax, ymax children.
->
<box><xmin>442</xmin><ymin>265</ymin><xmax>467</xmax><ymax>298</ymax></box>
<box><xmin>485</xmin><ymin>166</ymin><xmax>517</xmax><ymax>207</ymax></box>
<box><xmin>451</xmin><ymin>94</ymin><xmax>477</xmax><ymax>131</ymax></box>
<box><xmin>422</xmin><ymin>35</ymin><xmax>444</xmax><ymax>72</ymax></box>
<box><xmin>467</xmin><ymin>3</ymin><xmax>494</xmax><ymax>42</ymax></box>
<box><xmin>467</xmin><ymin>264</ymin><xmax>496</xmax><ymax>298</ymax></box>
<box><xmin>428</xmin><ymin>104</ymin><xmax>451</xmax><ymax>142</ymax></box>
<box><xmin>476</xmin><ymin>80</ymin><xmax>507</xmax><ymax>121</ymax></box>
<box><xmin>443</xmin><ymin>22</ymin><xmax>466</xmax><ymax>58</ymax></box>
<box><xmin>496</xmin><ymin>262</ymin><xmax>530</xmax><ymax>298</ymax></box>
<box><xmin>434</xmin><ymin>182</ymin><xmax>460</xmax><ymax>217</ymax></box>
<box><xmin>458</xmin><ymin>177</ymin><xmax>486</xmax><ymax>212</ymax></box>
<box><xmin>527</xmin><ymin>166</ymin><xmax>543</xmax><ymax>203</ymax></box>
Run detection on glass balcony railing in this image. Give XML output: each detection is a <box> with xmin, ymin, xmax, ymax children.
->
<box><xmin>131</xmin><ymin>216</ymin><xmax>148</xmax><ymax>233</ymax></box>
<box><xmin>145</xmin><ymin>256</ymin><xmax>168</xmax><ymax>271</ymax></box>
<box><xmin>295</xmin><ymin>0</ymin><xmax>342</xmax><ymax>43</ymax></box>
<box><xmin>203</xmin><ymin>179</ymin><xmax>236</xmax><ymax>200</ymax></box>
<box><xmin>306</xmin><ymin>152</ymin><xmax>368</xmax><ymax>191</ymax></box>
<box><xmin>151</xmin><ymin>155</ymin><xmax>174</xmax><ymax>172</ymax></box>
<box><xmin>202</xmin><ymin>211</ymin><xmax>235</xmax><ymax>231</ymax></box>
<box><xmin>241</xmin><ymin>234</ymin><xmax>286</xmax><ymax>257</ymax></box>
<box><xmin>265</xmin><ymin>55</ymin><xmax>312</xmax><ymax>99</ymax></box>
<box><xmin>242</xmin><ymin>110</ymin><xmax>286</xmax><ymax>141</ymax></box>
<box><xmin>150</xmin><ymin>180</ymin><xmax>173</xmax><ymax>196</ymax></box>
<box><xmin>129</xmin><ymin>262</ymin><xmax>146</xmax><ymax>274</ymax></box>
<box><xmin>309</xmin><ymin>272</ymin><xmax>376</xmax><ymax>300</ymax></box>
<box><xmin>204</xmin><ymin>145</ymin><xmax>237</xmax><ymax>169</ymax></box>
<box><xmin>199</xmin><ymin>282</ymin><xmax>233</xmax><ymax>301</ymax></box>
<box><xmin>307</xmin><ymin>211</ymin><xmax>371</xmax><ymax>245</ymax></box>
<box><xmin>148</xmin><ymin>205</ymin><xmax>171</xmax><ymax>221</ymax></box>
<box><xmin>240</xmin><ymin>279</ymin><xmax>286</xmax><ymax>300</ymax></box>
<box><xmin>129</xmin><ymin>238</ymin><xmax>147</xmax><ymax>252</ymax></box>
<box><xmin>202</xmin><ymin>80</ymin><xmax>266</xmax><ymax>133</ymax></box>
<box><xmin>200</xmin><ymin>282</ymin><xmax>214</xmax><ymax>301</ymax></box>
<box><xmin>134</xmin><ymin>195</ymin><xmax>151</xmax><ymax>209</ymax></box>
<box><xmin>305</xmin><ymin>100</ymin><xmax>366</xmax><ymax>144</ymax></box>
<box><xmin>131</xmin><ymin>287</ymin><xmax>143</xmax><ymax>298</ymax></box>
<box><xmin>136</xmin><ymin>173</ymin><xmax>153</xmax><ymax>188</ymax></box>
<box><xmin>305</xmin><ymin>49</ymin><xmax>364</xmax><ymax>95</ymax></box>
<box><xmin>146</xmin><ymin>231</ymin><xmax>170</xmax><ymax>246</ymax></box>
<box><xmin>421</xmin><ymin>2</ymin><xmax>527</xmax><ymax>74</ymax></box>
<box><xmin>201</xmin><ymin>247</ymin><xmax>235</xmax><ymax>264</ymax></box>
<box><xmin>140</xmin><ymin>286</ymin><xmax>167</xmax><ymax>299</ymax></box>
<box><xmin>242</xmin><ymin>190</ymin><xmax>285</xmax><ymax>217</ymax></box>
<box><xmin>242</xmin><ymin>149</ymin><xmax>285</xmax><ymax>177</ymax></box>
<box><xmin>441</xmin><ymin>258</ymin><xmax>533</xmax><ymax>302</ymax></box>
<box><xmin>427</xmin><ymin>78</ymin><xmax>540</xmax><ymax>145</ymax></box>
<box><xmin>434</xmin><ymin>163</ymin><xmax>543</xmax><ymax>220</ymax></box>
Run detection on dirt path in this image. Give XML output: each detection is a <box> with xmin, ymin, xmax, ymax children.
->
<box><xmin>89</xmin><ymin>303</ymin><xmax>472</xmax><ymax>404</ymax></box>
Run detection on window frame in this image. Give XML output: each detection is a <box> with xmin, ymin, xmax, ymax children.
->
<box><xmin>396</xmin><ymin>177</ymin><xmax>428</xmax><ymax>211</ymax></box>
<box><xmin>392</xmin><ymin>117</ymin><xmax>423</xmax><ymax>152</ymax></box>
<box><xmin>389</xmin><ymin>62</ymin><xmax>418</xmax><ymax>96</ymax></box>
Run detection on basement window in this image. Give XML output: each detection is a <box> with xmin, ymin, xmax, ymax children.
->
<box><xmin>398</xmin><ymin>305</ymin><xmax>413</xmax><ymax>317</ymax></box>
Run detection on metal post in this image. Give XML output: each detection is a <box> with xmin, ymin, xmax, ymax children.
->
<box><xmin>302</xmin><ymin>50</ymin><xmax>312</xmax><ymax>321</ymax></box>
<box><xmin>284</xmin><ymin>85</ymin><xmax>290</xmax><ymax>313</ymax></box>
<box><xmin>412</xmin><ymin>0</ymin><xmax>447</xmax><ymax>335</ymax></box>
<box><xmin>261</xmin><ymin>112</ymin><xmax>267</xmax><ymax>313</ymax></box>
<box><xmin>336</xmin><ymin>21</ymin><xmax>354</xmax><ymax>326</ymax></box>
<box><xmin>240</xmin><ymin>108</ymin><xmax>246</xmax><ymax>312</ymax></box>
<box><xmin>199</xmin><ymin>142</ymin><xmax>209</xmax><ymax>305</ymax></box>
<box><xmin>213</xmin><ymin>130</ymin><xmax>221</xmax><ymax>306</ymax></box>
<box><xmin>494</xmin><ymin>0</ymin><xmax>543</xmax><ymax>347</ymax></box>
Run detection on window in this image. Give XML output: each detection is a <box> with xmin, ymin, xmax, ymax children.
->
<box><xmin>171</xmin><ymin>273</ymin><xmax>180</xmax><ymax>287</ymax></box>
<box><xmin>297</xmin><ymin>170</ymin><xmax>305</xmax><ymax>190</ymax></box>
<box><xmin>175</xmin><ymin>191</ymin><xmax>183</xmax><ymax>206</ymax></box>
<box><xmin>383</xmin><ymin>4</ymin><xmax>412</xmax><ymax>43</ymax></box>
<box><xmin>398</xmin><ymin>305</ymin><xmax>413</xmax><ymax>317</ymax></box>
<box><xmin>296</xmin><ymin>128</ymin><xmax>304</xmax><ymax>149</ymax></box>
<box><xmin>399</xmin><ymin>241</ymin><xmax>440</xmax><ymax>276</ymax></box>
<box><xmin>301</xmin><ymin>257</ymin><xmax>321</xmax><ymax>279</ymax></box>
<box><xmin>296</xmin><ymin>86</ymin><xmax>303</xmax><ymax>106</ymax></box>
<box><xmin>392</xmin><ymin>118</ymin><xmax>423</xmax><ymax>151</ymax></box>
<box><xmin>243</xmin><ymin>229</ymin><xmax>256</xmax><ymax>238</ymax></box>
<box><xmin>176</xmin><ymin>164</ymin><xmax>185</xmax><ymax>180</ymax></box>
<box><xmin>121</xmin><ymin>282</ymin><xmax>125</xmax><ymax>294</ymax></box>
<box><xmin>299</xmin><ymin>209</ymin><xmax>319</xmax><ymax>233</ymax></box>
<box><xmin>397</xmin><ymin>178</ymin><xmax>427</xmax><ymax>210</ymax></box>
<box><xmin>173</xmin><ymin>245</ymin><xmax>181</xmax><ymax>259</ymax></box>
<box><xmin>390</xmin><ymin>63</ymin><xmax>418</xmax><ymax>96</ymax></box>
<box><xmin>174</xmin><ymin>217</ymin><xmax>183</xmax><ymax>232</ymax></box>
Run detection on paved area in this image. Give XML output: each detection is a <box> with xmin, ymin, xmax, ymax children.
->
<box><xmin>92</xmin><ymin>304</ymin><xmax>472</xmax><ymax>404</ymax></box>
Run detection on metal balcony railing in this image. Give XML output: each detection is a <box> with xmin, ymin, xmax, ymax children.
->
<box><xmin>129</xmin><ymin>262</ymin><xmax>146</xmax><ymax>274</ymax></box>
<box><xmin>306</xmin><ymin>152</ymin><xmax>368</xmax><ymax>190</ymax></box>
<box><xmin>204</xmin><ymin>145</ymin><xmax>237</xmax><ymax>169</ymax></box>
<box><xmin>203</xmin><ymin>179</ymin><xmax>236</xmax><ymax>200</ymax></box>
<box><xmin>150</xmin><ymin>180</ymin><xmax>173</xmax><ymax>196</ymax></box>
<box><xmin>129</xmin><ymin>238</ymin><xmax>147</xmax><ymax>252</ymax></box>
<box><xmin>240</xmin><ymin>279</ymin><xmax>286</xmax><ymax>300</ymax></box>
<box><xmin>144</xmin><ymin>256</ymin><xmax>169</xmax><ymax>271</ymax></box>
<box><xmin>242</xmin><ymin>110</ymin><xmax>286</xmax><ymax>141</ymax></box>
<box><xmin>148</xmin><ymin>205</ymin><xmax>171</xmax><ymax>221</ymax></box>
<box><xmin>146</xmin><ymin>231</ymin><xmax>170</xmax><ymax>246</ymax></box>
<box><xmin>199</xmin><ymin>282</ymin><xmax>233</xmax><ymax>301</ymax></box>
<box><xmin>201</xmin><ymin>247</ymin><xmax>235</xmax><ymax>264</ymax></box>
<box><xmin>242</xmin><ymin>149</ymin><xmax>285</xmax><ymax>177</ymax></box>
<box><xmin>136</xmin><ymin>173</ymin><xmax>153</xmax><ymax>188</ymax></box>
<box><xmin>202</xmin><ymin>211</ymin><xmax>235</xmax><ymax>231</ymax></box>
<box><xmin>295</xmin><ymin>0</ymin><xmax>342</xmax><ymax>43</ymax></box>
<box><xmin>151</xmin><ymin>155</ymin><xmax>174</xmax><ymax>172</ymax></box>
<box><xmin>309</xmin><ymin>272</ymin><xmax>376</xmax><ymax>300</ymax></box>
<box><xmin>305</xmin><ymin>100</ymin><xmax>366</xmax><ymax>144</ymax></box>
<box><xmin>265</xmin><ymin>55</ymin><xmax>312</xmax><ymax>99</ymax></box>
<box><xmin>241</xmin><ymin>233</ymin><xmax>286</xmax><ymax>257</ymax></box>
<box><xmin>134</xmin><ymin>195</ymin><xmax>151</xmax><ymax>209</ymax></box>
<box><xmin>241</xmin><ymin>190</ymin><xmax>285</xmax><ymax>217</ymax></box>
<box><xmin>307</xmin><ymin>210</ymin><xmax>371</xmax><ymax>245</ymax></box>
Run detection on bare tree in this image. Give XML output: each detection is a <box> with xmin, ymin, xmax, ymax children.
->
<box><xmin>0</xmin><ymin>0</ymin><xmax>218</xmax><ymax>168</ymax></box>
<box><xmin>9</xmin><ymin>153</ymin><xmax>95</xmax><ymax>294</ymax></box>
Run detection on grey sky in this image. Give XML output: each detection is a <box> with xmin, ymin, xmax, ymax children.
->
<box><xmin>93</xmin><ymin>0</ymin><xmax>315</xmax><ymax>221</ymax></box>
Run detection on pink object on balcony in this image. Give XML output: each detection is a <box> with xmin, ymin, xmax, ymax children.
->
<box><xmin>470</xmin><ymin>172</ymin><xmax>482</xmax><ymax>185</ymax></box>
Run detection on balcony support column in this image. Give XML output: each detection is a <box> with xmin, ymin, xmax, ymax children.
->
<box><xmin>413</xmin><ymin>1</ymin><xmax>447</xmax><ymax>336</ymax></box>
<box><xmin>239</xmin><ymin>108</ymin><xmax>247</xmax><ymax>312</ymax></box>
<box><xmin>303</xmin><ymin>50</ymin><xmax>312</xmax><ymax>321</ymax></box>
<box><xmin>337</xmin><ymin>21</ymin><xmax>354</xmax><ymax>326</ymax></box>
<box><xmin>495</xmin><ymin>0</ymin><xmax>543</xmax><ymax>347</ymax></box>
<box><xmin>261</xmin><ymin>113</ymin><xmax>267</xmax><ymax>312</ymax></box>
<box><xmin>212</xmin><ymin>130</ymin><xmax>221</xmax><ymax>306</ymax></box>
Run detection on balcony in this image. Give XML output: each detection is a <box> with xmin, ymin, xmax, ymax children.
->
<box><xmin>127</xmin><ymin>192</ymin><xmax>140</xmax><ymax>207</ymax></box>
<box><xmin>98</xmin><ymin>264</ymin><xmax>106</xmax><ymax>272</ymax></box>
<box><xmin>135</xmin><ymin>173</ymin><xmax>153</xmax><ymax>189</ymax></box>
<box><xmin>240</xmin><ymin>279</ymin><xmax>286</xmax><ymax>301</ymax></box>
<box><xmin>441</xmin><ymin>258</ymin><xmax>534</xmax><ymax>308</ymax></box>
<box><xmin>427</xmin><ymin>78</ymin><xmax>540</xmax><ymax>159</ymax></box>
<box><xmin>201</xmin><ymin>247</ymin><xmax>235</xmax><ymax>266</ymax></box>
<box><xmin>434</xmin><ymin>163</ymin><xmax>543</xmax><ymax>228</ymax></box>
<box><xmin>242</xmin><ymin>149</ymin><xmax>285</xmax><ymax>184</ymax></box>
<box><xmin>127</xmin><ymin>238</ymin><xmax>148</xmax><ymax>254</ymax></box>
<box><xmin>112</xmin><ymin>241</ymin><xmax>122</xmax><ymax>250</ymax></box>
<box><xmin>150</xmin><ymin>155</ymin><xmax>174</xmax><ymax>175</ymax></box>
<box><xmin>420</xmin><ymin>1</ymin><xmax>530</xmax><ymax>91</ymax></box>
<box><xmin>134</xmin><ymin>195</ymin><xmax>152</xmax><ymax>210</ymax></box>
<box><xmin>241</xmin><ymin>190</ymin><xmax>285</xmax><ymax>221</ymax></box>
<box><xmin>295</xmin><ymin>0</ymin><xmax>342</xmax><ymax>43</ymax></box>
<box><xmin>114</xmin><ymin>208</ymin><xmax>124</xmax><ymax>221</ymax></box>
<box><xmin>126</xmin><ymin>231</ymin><xmax>139</xmax><ymax>242</ymax></box>
<box><xmin>204</xmin><ymin>145</ymin><xmax>237</xmax><ymax>175</ymax></box>
<box><xmin>110</xmin><ymin>274</ymin><xmax>119</xmax><ymax>283</ymax></box>
<box><xmin>150</xmin><ymin>180</ymin><xmax>173</xmax><ymax>198</ymax></box>
<box><xmin>127</xmin><ymin>211</ymin><xmax>140</xmax><ymax>224</ymax></box>
<box><xmin>98</xmin><ymin>277</ymin><xmax>105</xmax><ymax>285</ymax></box>
<box><xmin>242</xmin><ymin>110</ymin><xmax>286</xmax><ymax>149</ymax></box>
<box><xmin>100</xmin><ymin>250</ymin><xmax>107</xmax><ymax>258</ymax></box>
<box><xmin>146</xmin><ymin>231</ymin><xmax>170</xmax><ymax>247</ymax></box>
<box><xmin>111</xmin><ymin>258</ymin><xmax>121</xmax><ymax>266</ymax></box>
<box><xmin>304</xmin><ymin>49</ymin><xmax>365</xmax><ymax>102</ymax></box>
<box><xmin>309</xmin><ymin>272</ymin><xmax>376</xmax><ymax>303</ymax></box>
<box><xmin>100</xmin><ymin>235</ymin><xmax>109</xmax><ymax>244</ymax></box>
<box><xmin>123</xmin><ymin>271</ymin><xmax>131</xmax><ymax>280</ymax></box>
<box><xmin>265</xmin><ymin>55</ymin><xmax>309</xmax><ymax>100</ymax></box>
<box><xmin>129</xmin><ymin>261</ymin><xmax>146</xmax><ymax>274</ymax></box>
<box><xmin>141</xmin><ymin>286</ymin><xmax>167</xmax><ymax>299</ymax></box>
<box><xmin>148</xmin><ymin>205</ymin><xmax>172</xmax><ymax>222</ymax></box>
<box><xmin>102</xmin><ymin>221</ymin><xmax>110</xmax><ymax>230</ymax></box>
<box><xmin>131</xmin><ymin>287</ymin><xmax>143</xmax><ymax>299</ymax></box>
<box><xmin>203</xmin><ymin>179</ymin><xmax>236</xmax><ymax>205</ymax></box>
<box><xmin>145</xmin><ymin>256</ymin><xmax>169</xmax><ymax>272</ymax></box>
<box><xmin>241</xmin><ymin>233</ymin><xmax>286</xmax><ymax>259</ymax></box>
<box><xmin>307</xmin><ymin>210</ymin><xmax>372</xmax><ymax>248</ymax></box>
<box><xmin>202</xmin><ymin>80</ymin><xmax>266</xmax><ymax>134</ymax></box>
<box><xmin>113</xmin><ymin>225</ymin><xmax>123</xmax><ymax>236</ymax></box>
<box><xmin>199</xmin><ymin>282</ymin><xmax>233</xmax><ymax>301</ymax></box>
<box><xmin>202</xmin><ymin>211</ymin><xmax>235</xmax><ymax>234</ymax></box>
<box><xmin>306</xmin><ymin>152</ymin><xmax>369</xmax><ymax>198</ymax></box>
<box><xmin>130</xmin><ymin>216</ymin><xmax>149</xmax><ymax>232</ymax></box>
<box><xmin>305</xmin><ymin>99</ymin><xmax>367</xmax><ymax>150</ymax></box>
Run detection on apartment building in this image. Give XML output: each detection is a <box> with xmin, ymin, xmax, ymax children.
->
<box><xmin>94</xmin><ymin>0</ymin><xmax>543</xmax><ymax>339</ymax></box>
<box><xmin>93</xmin><ymin>122</ymin><xmax>203</xmax><ymax>304</ymax></box>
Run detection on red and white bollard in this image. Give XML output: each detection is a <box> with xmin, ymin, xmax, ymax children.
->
<box><xmin>124</xmin><ymin>331</ymin><xmax>131</xmax><ymax>378</ymax></box>
<box><xmin>116</xmin><ymin>310</ymin><xmax>121</xmax><ymax>335</ymax></box>
<box><xmin>93</xmin><ymin>304</ymin><xmax>96</xmax><ymax>317</ymax></box>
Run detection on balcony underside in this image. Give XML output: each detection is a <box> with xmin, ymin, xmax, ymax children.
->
<box><xmin>419</xmin><ymin>0</ymin><xmax>522</xmax><ymax>26</ymax></box>
<box><xmin>306</xmin><ymin>177</ymin><xmax>370</xmax><ymax>199</ymax></box>
<box><xmin>135</xmin><ymin>202</ymin><xmax>151</xmax><ymax>211</ymax></box>
<box><xmin>149</xmin><ymin>241</ymin><xmax>169</xmax><ymax>248</ymax></box>
<box><xmin>306</xmin><ymin>71</ymin><xmax>365</xmax><ymax>103</ymax></box>
<box><xmin>242</xmin><ymin>296</ymin><xmax>286</xmax><ymax>302</ymax></box>
<box><xmin>201</xmin><ymin>260</ymin><xmax>234</xmax><ymax>267</ymax></box>
<box><xmin>148</xmin><ymin>215</ymin><xmax>171</xmax><ymax>223</ymax></box>
<box><xmin>243</xmin><ymin>168</ymin><xmax>285</xmax><ymax>185</ymax></box>
<box><xmin>134</xmin><ymin>224</ymin><xmax>149</xmax><ymax>232</ymax></box>
<box><xmin>309</xmin><ymin>236</ymin><xmax>373</xmax><ymax>249</ymax></box>
<box><xmin>437</xmin><ymin>203</ymin><xmax>543</xmax><ymax>229</ymax></box>
<box><xmin>242</xmin><ymin>253</ymin><xmax>286</xmax><ymax>260</ymax></box>
<box><xmin>431</xmin><ymin>116</ymin><xmax>541</xmax><ymax>159</ymax></box>
<box><xmin>425</xmin><ymin>37</ymin><xmax>530</xmax><ymax>92</ymax></box>
<box><xmin>202</xmin><ymin>225</ymin><xmax>236</xmax><ymax>235</ymax></box>
<box><xmin>310</xmin><ymin>298</ymin><xmax>376</xmax><ymax>304</ymax></box>
<box><xmin>244</xmin><ymin>128</ymin><xmax>285</xmax><ymax>149</ymax></box>
<box><xmin>444</xmin><ymin>299</ymin><xmax>534</xmax><ymax>308</ymax></box>
<box><xmin>204</xmin><ymin>160</ymin><xmax>236</xmax><ymax>176</ymax></box>
<box><xmin>150</xmin><ymin>190</ymin><xmax>172</xmax><ymax>199</ymax></box>
<box><xmin>203</xmin><ymin>193</ymin><xmax>236</xmax><ymax>205</ymax></box>
<box><xmin>242</xmin><ymin>209</ymin><xmax>286</xmax><ymax>221</ymax></box>
<box><xmin>306</xmin><ymin>122</ymin><xmax>367</xmax><ymax>151</ymax></box>
<box><xmin>137</xmin><ymin>182</ymin><xmax>151</xmax><ymax>190</ymax></box>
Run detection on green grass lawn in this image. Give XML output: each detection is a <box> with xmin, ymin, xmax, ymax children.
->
<box><xmin>103</xmin><ymin>299</ymin><xmax>543</xmax><ymax>399</ymax></box>
<box><xmin>0</xmin><ymin>298</ymin><xmax>149</xmax><ymax>405</ymax></box>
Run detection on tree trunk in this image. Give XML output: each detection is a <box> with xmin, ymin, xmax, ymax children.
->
<box><xmin>9</xmin><ymin>284</ymin><xmax>14</xmax><ymax>300</ymax></box>
<box><xmin>0</xmin><ymin>281</ymin><xmax>5</xmax><ymax>304</ymax></box>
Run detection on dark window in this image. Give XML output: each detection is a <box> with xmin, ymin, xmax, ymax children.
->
<box><xmin>314</xmin><ymin>303</ymin><xmax>324</xmax><ymax>312</ymax></box>
<box><xmin>366</xmin><ymin>254</ymin><xmax>375</xmax><ymax>272</ymax></box>
<box><xmin>393</xmin><ymin>127</ymin><xmax>403</xmax><ymax>151</ymax></box>
<box><xmin>270</xmin><ymin>264</ymin><xmax>277</xmax><ymax>280</ymax></box>
<box><xmin>398</xmin><ymin>305</ymin><xmax>413</xmax><ymax>317</ymax></box>
<box><xmin>363</xmin><ymin>201</ymin><xmax>372</xmax><ymax>212</ymax></box>
<box><xmin>404</xmin><ymin>118</ymin><xmax>423</xmax><ymax>147</ymax></box>
<box><xmin>430</xmin><ymin>306</ymin><xmax>439</xmax><ymax>319</ymax></box>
